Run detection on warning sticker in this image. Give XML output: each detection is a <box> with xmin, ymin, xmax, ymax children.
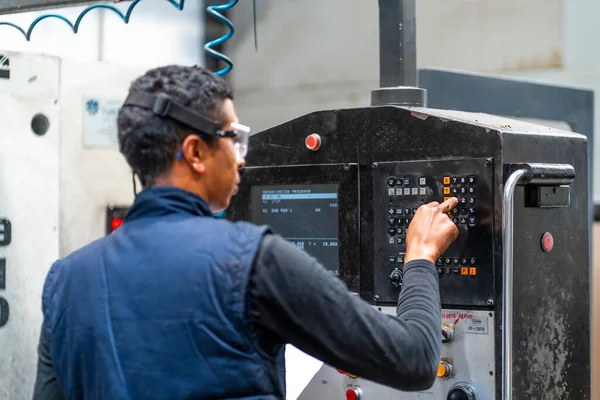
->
<box><xmin>0</xmin><ymin>54</ymin><xmax>9</xmax><ymax>79</ymax></box>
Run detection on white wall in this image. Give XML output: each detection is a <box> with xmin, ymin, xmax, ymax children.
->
<box><xmin>0</xmin><ymin>0</ymin><xmax>204</xmax><ymax>66</ymax></box>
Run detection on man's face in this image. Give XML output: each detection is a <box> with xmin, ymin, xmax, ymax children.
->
<box><xmin>201</xmin><ymin>99</ymin><xmax>245</xmax><ymax>213</ymax></box>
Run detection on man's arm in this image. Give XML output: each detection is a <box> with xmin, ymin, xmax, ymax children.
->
<box><xmin>249</xmin><ymin>234</ymin><xmax>441</xmax><ymax>391</ymax></box>
<box><xmin>32</xmin><ymin>322</ymin><xmax>65</xmax><ymax>400</ymax></box>
<box><xmin>248</xmin><ymin>198</ymin><xmax>458</xmax><ymax>392</ymax></box>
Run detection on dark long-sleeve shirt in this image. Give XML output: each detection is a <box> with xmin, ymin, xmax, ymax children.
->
<box><xmin>33</xmin><ymin>233</ymin><xmax>441</xmax><ymax>399</ymax></box>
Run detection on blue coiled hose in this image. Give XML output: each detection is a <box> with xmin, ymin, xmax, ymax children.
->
<box><xmin>0</xmin><ymin>0</ymin><xmax>185</xmax><ymax>40</ymax></box>
<box><xmin>204</xmin><ymin>0</ymin><xmax>238</xmax><ymax>76</ymax></box>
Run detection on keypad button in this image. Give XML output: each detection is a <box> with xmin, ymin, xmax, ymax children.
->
<box><xmin>444</xmin><ymin>267</ymin><xmax>452</xmax><ymax>275</ymax></box>
<box><xmin>451</xmin><ymin>177</ymin><xmax>459</xmax><ymax>184</ymax></box>
<box><xmin>388</xmin><ymin>217</ymin><xmax>397</xmax><ymax>225</ymax></box>
<box><xmin>468</xmin><ymin>176</ymin><xmax>476</xmax><ymax>184</ymax></box>
<box><xmin>389</xmin><ymin>237</ymin><xmax>395</xmax><ymax>245</ymax></box>
<box><xmin>453</xmin><ymin>267</ymin><xmax>460</xmax><ymax>274</ymax></box>
<box><xmin>452</xmin><ymin>187</ymin><xmax>459</xmax><ymax>194</ymax></box>
<box><xmin>398</xmin><ymin>255</ymin><xmax>405</xmax><ymax>264</ymax></box>
<box><xmin>445</xmin><ymin>257</ymin><xmax>451</xmax><ymax>265</ymax></box>
<box><xmin>459</xmin><ymin>217</ymin><xmax>467</xmax><ymax>224</ymax></box>
<box><xmin>460</xmin><ymin>177</ymin><xmax>466</xmax><ymax>184</ymax></box>
<box><xmin>412</xmin><ymin>208</ymin><xmax>418</xmax><ymax>214</ymax></box>
<box><xmin>468</xmin><ymin>217</ymin><xmax>476</xmax><ymax>226</ymax></box>
<box><xmin>437</xmin><ymin>267</ymin><xmax>444</xmax><ymax>275</ymax></box>
<box><xmin>460</xmin><ymin>197</ymin><xmax>467</xmax><ymax>205</ymax></box>
<box><xmin>460</xmin><ymin>207</ymin><xmax>468</xmax><ymax>215</ymax></box>
<box><xmin>389</xmin><ymin>256</ymin><xmax>396</xmax><ymax>263</ymax></box>
<box><xmin>396</xmin><ymin>208</ymin><xmax>403</xmax><ymax>215</ymax></box>
<box><xmin>388</xmin><ymin>188</ymin><xmax>395</xmax><ymax>196</ymax></box>
<box><xmin>436</xmin><ymin>258</ymin><xmax>443</xmax><ymax>266</ymax></box>
<box><xmin>419</xmin><ymin>187</ymin><xmax>427</xmax><ymax>195</ymax></box>
<box><xmin>395</xmin><ymin>188</ymin><xmax>403</xmax><ymax>196</ymax></box>
<box><xmin>453</xmin><ymin>258</ymin><xmax>459</xmax><ymax>265</ymax></box>
<box><xmin>388</xmin><ymin>227</ymin><xmax>396</xmax><ymax>235</ymax></box>
<box><xmin>468</xmin><ymin>207</ymin><xmax>476</xmax><ymax>215</ymax></box>
<box><xmin>452</xmin><ymin>207</ymin><xmax>459</xmax><ymax>215</ymax></box>
<box><xmin>404</xmin><ymin>208</ymin><xmax>411</xmax><ymax>215</ymax></box>
<box><xmin>397</xmin><ymin>237</ymin><xmax>404</xmax><ymax>245</ymax></box>
<box><xmin>470</xmin><ymin>257</ymin><xmax>476</xmax><ymax>265</ymax></box>
<box><xmin>468</xmin><ymin>186</ymin><xmax>475</xmax><ymax>194</ymax></box>
<box><xmin>403</xmin><ymin>188</ymin><xmax>410</xmax><ymax>195</ymax></box>
<box><xmin>461</xmin><ymin>257</ymin><xmax>468</xmax><ymax>265</ymax></box>
<box><xmin>395</xmin><ymin>178</ymin><xmax>403</xmax><ymax>186</ymax></box>
<box><xmin>452</xmin><ymin>218</ymin><xmax>459</xmax><ymax>224</ymax></box>
<box><xmin>443</xmin><ymin>177</ymin><xmax>450</xmax><ymax>185</ymax></box>
<box><xmin>403</xmin><ymin>178</ymin><xmax>411</xmax><ymax>186</ymax></box>
<box><xmin>397</xmin><ymin>227</ymin><xmax>403</xmax><ymax>234</ymax></box>
<box><xmin>460</xmin><ymin>187</ymin><xmax>466</xmax><ymax>194</ymax></box>
<box><xmin>404</xmin><ymin>227</ymin><xmax>408</xmax><ymax>234</ymax></box>
<box><xmin>468</xmin><ymin>197</ymin><xmax>475</xmax><ymax>205</ymax></box>
<box><xmin>404</xmin><ymin>218</ymin><xmax>410</xmax><ymax>225</ymax></box>
<box><xmin>387</xmin><ymin>177</ymin><xmax>396</xmax><ymax>187</ymax></box>
<box><xmin>389</xmin><ymin>208</ymin><xmax>395</xmax><ymax>215</ymax></box>
<box><xmin>419</xmin><ymin>177</ymin><xmax>426</xmax><ymax>186</ymax></box>
<box><xmin>411</xmin><ymin>188</ymin><xmax>418</xmax><ymax>195</ymax></box>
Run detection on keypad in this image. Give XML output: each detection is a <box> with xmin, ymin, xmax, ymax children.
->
<box><xmin>443</xmin><ymin>175</ymin><xmax>476</xmax><ymax>227</ymax></box>
<box><xmin>435</xmin><ymin>256</ymin><xmax>477</xmax><ymax>277</ymax></box>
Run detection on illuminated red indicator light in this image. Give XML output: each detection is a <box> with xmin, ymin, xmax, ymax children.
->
<box><xmin>111</xmin><ymin>218</ymin><xmax>124</xmax><ymax>230</ymax></box>
<box><xmin>305</xmin><ymin>133</ymin><xmax>321</xmax><ymax>151</ymax></box>
<box><xmin>541</xmin><ymin>232</ymin><xmax>553</xmax><ymax>253</ymax></box>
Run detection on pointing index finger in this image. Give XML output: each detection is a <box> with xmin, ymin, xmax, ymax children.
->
<box><xmin>437</xmin><ymin>197</ymin><xmax>459</xmax><ymax>213</ymax></box>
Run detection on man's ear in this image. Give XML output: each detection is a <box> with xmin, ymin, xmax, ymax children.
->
<box><xmin>180</xmin><ymin>134</ymin><xmax>210</xmax><ymax>166</ymax></box>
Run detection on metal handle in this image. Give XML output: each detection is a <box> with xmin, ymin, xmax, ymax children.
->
<box><xmin>501</xmin><ymin>163</ymin><xmax>575</xmax><ymax>400</ymax></box>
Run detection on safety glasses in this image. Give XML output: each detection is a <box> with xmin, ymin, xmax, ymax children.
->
<box><xmin>123</xmin><ymin>91</ymin><xmax>251</xmax><ymax>161</ymax></box>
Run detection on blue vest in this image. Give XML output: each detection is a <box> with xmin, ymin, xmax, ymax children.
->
<box><xmin>42</xmin><ymin>186</ymin><xmax>285</xmax><ymax>399</ymax></box>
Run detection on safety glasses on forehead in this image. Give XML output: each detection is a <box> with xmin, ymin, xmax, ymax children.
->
<box><xmin>123</xmin><ymin>91</ymin><xmax>250</xmax><ymax>162</ymax></box>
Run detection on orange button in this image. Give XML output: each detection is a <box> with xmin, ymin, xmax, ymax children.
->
<box><xmin>437</xmin><ymin>363</ymin><xmax>447</xmax><ymax>378</ymax></box>
<box><xmin>469</xmin><ymin>267</ymin><xmax>476</xmax><ymax>275</ymax></box>
<box><xmin>443</xmin><ymin>177</ymin><xmax>450</xmax><ymax>185</ymax></box>
<box><xmin>461</xmin><ymin>267</ymin><xmax>468</xmax><ymax>275</ymax></box>
<box><xmin>444</xmin><ymin>197</ymin><xmax>450</xmax><ymax>202</ymax></box>
<box><xmin>443</xmin><ymin>187</ymin><xmax>451</xmax><ymax>195</ymax></box>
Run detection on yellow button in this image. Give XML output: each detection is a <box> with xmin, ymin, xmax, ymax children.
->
<box><xmin>443</xmin><ymin>187</ymin><xmax>450</xmax><ymax>195</ymax></box>
<box><xmin>437</xmin><ymin>363</ymin><xmax>447</xmax><ymax>379</ymax></box>
<box><xmin>461</xmin><ymin>267</ymin><xmax>468</xmax><ymax>275</ymax></box>
<box><xmin>444</xmin><ymin>197</ymin><xmax>450</xmax><ymax>202</ymax></box>
<box><xmin>443</xmin><ymin>177</ymin><xmax>450</xmax><ymax>185</ymax></box>
<box><xmin>469</xmin><ymin>267</ymin><xmax>477</xmax><ymax>275</ymax></box>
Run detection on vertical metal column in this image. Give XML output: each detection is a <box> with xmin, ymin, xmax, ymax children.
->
<box><xmin>371</xmin><ymin>0</ymin><xmax>426</xmax><ymax>107</ymax></box>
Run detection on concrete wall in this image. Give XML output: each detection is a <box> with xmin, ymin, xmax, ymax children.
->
<box><xmin>0</xmin><ymin>0</ymin><xmax>204</xmax><ymax>66</ymax></box>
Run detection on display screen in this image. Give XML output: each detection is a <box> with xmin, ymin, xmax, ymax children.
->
<box><xmin>251</xmin><ymin>184</ymin><xmax>339</xmax><ymax>276</ymax></box>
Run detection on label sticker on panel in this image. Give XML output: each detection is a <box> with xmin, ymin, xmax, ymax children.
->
<box><xmin>466</xmin><ymin>316</ymin><xmax>488</xmax><ymax>335</ymax></box>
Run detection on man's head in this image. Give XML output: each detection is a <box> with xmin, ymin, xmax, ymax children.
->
<box><xmin>117</xmin><ymin>65</ymin><xmax>246</xmax><ymax>213</ymax></box>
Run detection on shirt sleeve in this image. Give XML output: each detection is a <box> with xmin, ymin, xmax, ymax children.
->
<box><xmin>32</xmin><ymin>321</ymin><xmax>65</xmax><ymax>400</ymax></box>
<box><xmin>247</xmin><ymin>234</ymin><xmax>442</xmax><ymax>392</ymax></box>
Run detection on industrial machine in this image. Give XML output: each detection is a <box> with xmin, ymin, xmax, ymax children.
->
<box><xmin>225</xmin><ymin>1</ymin><xmax>592</xmax><ymax>400</ymax></box>
<box><xmin>228</xmin><ymin>101</ymin><xmax>590</xmax><ymax>400</ymax></box>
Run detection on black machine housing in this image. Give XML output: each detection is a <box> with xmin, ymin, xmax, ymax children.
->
<box><xmin>227</xmin><ymin>105</ymin><xmax>590</xmax><ymax>399</ymax></box>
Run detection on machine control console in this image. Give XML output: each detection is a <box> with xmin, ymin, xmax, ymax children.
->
<box><xmin>374</xmin><ymin>159</ymin><xmax>494</xmax><ymax>306</ymax></box>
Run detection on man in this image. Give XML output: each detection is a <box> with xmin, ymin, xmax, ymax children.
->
<box><xmin>33</xmin><ymin>65</ymin><xmax>459</xmax><ymax>399</ymax></box>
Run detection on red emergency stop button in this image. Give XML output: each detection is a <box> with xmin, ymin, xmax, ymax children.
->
<box><xmin>345</xmin><ymin>388</ymin><xmax>362</xmax><ymax>400</ymax></box>
<box><xmin>305</xmin><ymin>133</ymin><xmax>321</xmax><ymax>151</ymax></box>
<box><xmin>111</xmin><ymin>218</ymin><xmax>123</xmax><ymax>230</ymax></box>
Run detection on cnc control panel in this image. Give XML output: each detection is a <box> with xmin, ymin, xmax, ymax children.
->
<box><xmin>373</xmin><ymin>159</ymin><xmax>494</xmax><ymax>306</ymax></box>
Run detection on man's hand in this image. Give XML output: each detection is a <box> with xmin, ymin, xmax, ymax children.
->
<box><xmin>404</xmin><ymin>197</ymin><xmax>459</xmax><ymax>264</ymax></box>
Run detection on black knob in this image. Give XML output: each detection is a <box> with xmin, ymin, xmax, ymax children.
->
<box><xmin>388</xmin><ymin>269</ymin><xmax>403</xmax><ymax>287</ymax></box>
<box><xmin>446</xmin><ymin>383</ymin><xmax>477</xmax><ymax>400</ymax></box>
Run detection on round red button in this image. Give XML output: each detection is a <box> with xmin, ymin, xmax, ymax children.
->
<box><xmin>541</xmin><ymin>232</ymin><xmax>554</xmax><ymax>253</ymax></box>
<box><xmin>305</xmin><ymin>133</ymin><xmax>321</xmax><ymax>151</ymax></box>
<box><xmin>346</xmin><ymin>389</ymin><xmax>359</xmax><ymax>400</ymax></box>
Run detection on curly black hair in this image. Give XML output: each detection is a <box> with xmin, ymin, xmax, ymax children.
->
<box><xmin>117</xmin><ymin>65</ymin><xmax>233</xmax><ymax>187</ymax></box>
